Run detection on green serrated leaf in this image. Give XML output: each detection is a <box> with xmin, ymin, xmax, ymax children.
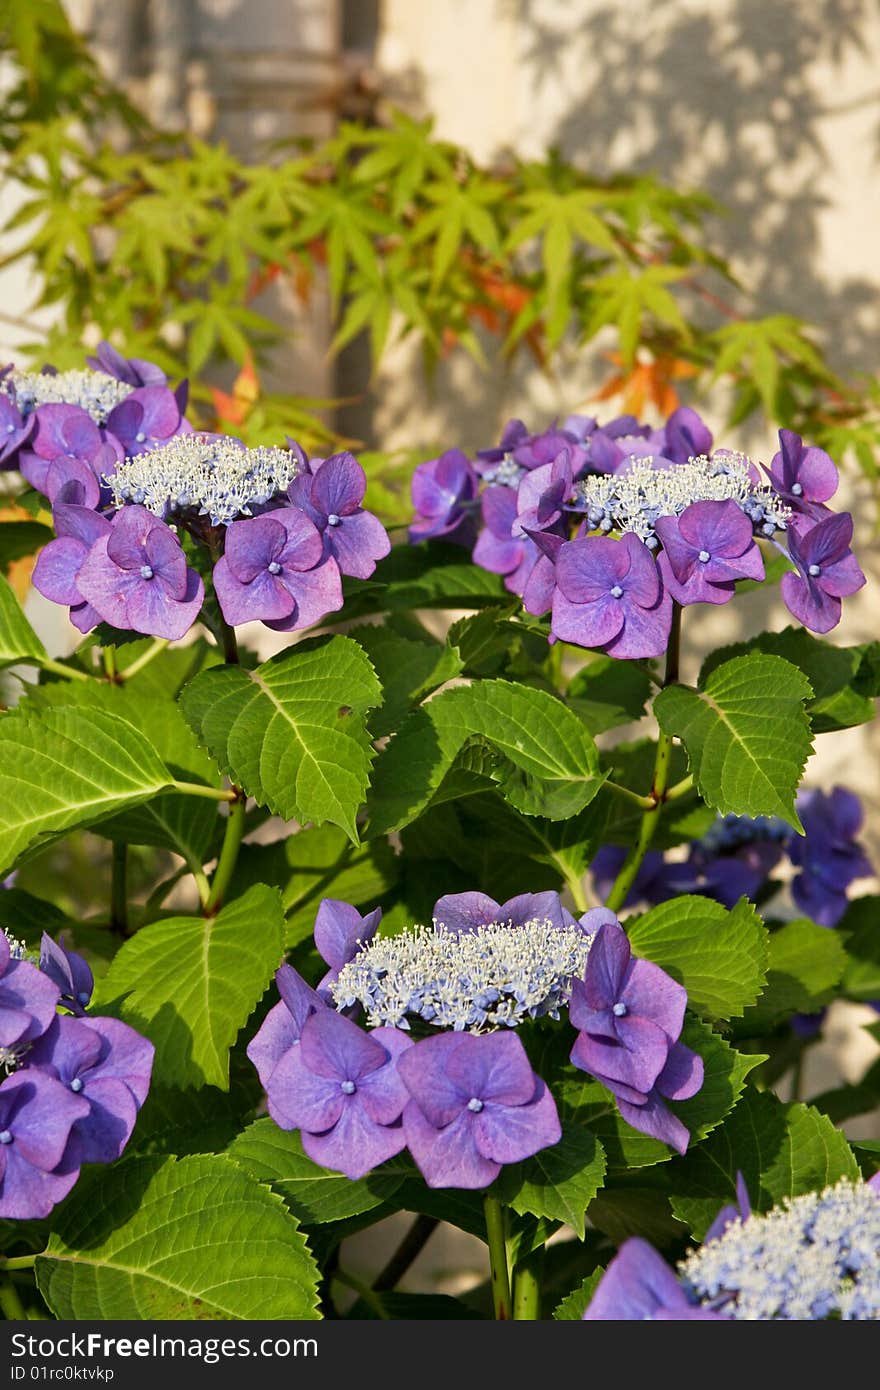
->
<box><xmin>668</xmin><ymin>1090</ymin><xmax>860</xmax><ymax>1240</ymax></box>
<box><xmin>654</xmin><ymin>654</ymin><xmax>813</xmax><ymax>828</ymax></box>
<box><xmin>0</xmin><ymin>570</ymin><xmax>47</xmax><ymax>667</ymax></box>
<box><xmin>566</xmin><ymin>655</ymin><xmax>653</xmax><ymax>734</ymax></box>
<box><xmin>351</xmin><ymin>624</ymin><xmax>461</xmax><ymax>739</ymax></box>
<box><xmin>367</xmin><ymin>679</ymin><xmax>606</xmax><ymax>834</ymax></box>
<box><xmin>493</xmin><ymin>1123</ymin><xmax>606</xmax><ymax>1239</ymax></box>
<box><xmin>96</xmin><ymin>884</ymin><xmax>284</xmax><ymax>1089</ymax></box>
<box><xmin>840</xmin><ymin>896</ymin><xmax>880</xmax><ymax>1001</ymax></box>
<box><xmin>37</xmin><ymin>1154</ymin><xmax>320</xmax><ymax>1319</ymax></box>
<box><xmin>736</xmin><ymin>919</ymin><xmax>847</xmax><ymax>1032</ymax></box>
<box><xmin>227</xmin><ymin>1118</ymin><xmax>405</xmax><ymax>1224</ymax></box>
<box><xmin>553</xmin><ymin>1268</ymin><xmax>605</xmax><ymax>1320</ymax></box>
<box><xmin>180</xmin><ymin>635</ymin><xmax>382</xmax><ymax>842</ymax></box>
<box><xmin>627</xmin><ymin>895</ymin><xmax>769</xmax><ymax>1020</ymax></box>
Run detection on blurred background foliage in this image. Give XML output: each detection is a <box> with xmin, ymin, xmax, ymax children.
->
<box><xmin>1</xmin><ymin>0</ymin><xmax>880</xmax><ymax>524</ymax></box>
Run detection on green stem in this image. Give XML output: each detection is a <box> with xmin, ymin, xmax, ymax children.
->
<box><xmin>171</xmin><ymin>781</ymin><xmax>237</xmax><ymax>803</ymax></box>
<box><xmin>0</xmin><ymin>1278</ymin><xmax>27</xmax><ymax>1319</ymax></box>
<box><xmin>110</xmin><ymin>842</ymin><xmax>128</xmax><ymax>937</ymax></box>
<box><xmin>483</xmin><ymin>1195</ymin><xmax>511</xmax><ymax>1320</ymax></box>
<box><xmin>219</xmin><ymin>616</ymin><xmax>239</xmax><ymax>665</ymax></box>
<box><xmin>604</xmin><ymin>780</ymin><xmax>656</xmax><ymax>809</ymax></box>
<box><xmin>205</xmin><ymin>791</ymin><xmax>246</xmax><ymax>913</ymax></box>
<box><xmin>36</xmin><ymin>656</ymin><xmax>90</xmax><ymax>683</ymax></box>
<box><xmin>664</xmin><ymin>773</ymin><xmax>694</xmax><ymax>803</ymax></box>
<box><xmin>564</xmin><ymin>871</ymin><xmax>588</xmax><ymax>914</ymax></box>
<box><xmin>332</xmin><ymin>1269</ymin><xmax>389</xmax><ymax>1320</ymax></box>
<box><xmin>0</xmin><ymin>1256</ymin><xmax>37</xmax><ymax>1272</ymax></box>
<box><xmin>120</xmin><ymin>638</ymin><xmax>169</xmax><ymax>681</ymax></box>
<box><xmin>789</xmin><ymin>1054</ymin><xmax>804</xmax><ymax>1103</ymax></box>
<box><xmin>374</xmin><ymin>1215</ymin><xmax>438</xmax><ymax>1292</ymax></box>
<box><xmin>102</xmin><ymin>646</ymin><xmax>117</xmax><ymax>682</ymax></box>
<box><xmin>605</xmin><ymin>604</ymin><xmax>681</xmax><ymax>916</ymax></box>
<box><xmin>513</xmin><ymin>1247</ymin><xmax>544</xmax><ymax>1320</ymax></box>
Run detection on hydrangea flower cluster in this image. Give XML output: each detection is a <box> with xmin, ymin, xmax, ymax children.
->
<box><xmin>409</xmin><ymin>408</ymin><xmax>865</xmax><ymax>656</ymax></box>
<box><xmin>0</xmin><ymin>930</ymin><xmax>154</xmax><ymax>1219</ymax></box>
<box><xmin>13</xmin><ymin>348</ymin><xmax>388</xmax><ymax>641</ymax></box>
<box><xmin>591</xmin><ymin>785</ymin><xmax>873</xmax><ymax>927</ymax></box>
<box><xmin>587</xmin><ymin>1177</ymin><xmax>880</xmax><ymax>1320</ymax></box>
<box><xmin>247</xmin><ymin>891</ymin><xmax>704</xmax><ymax>1187</ymax></box>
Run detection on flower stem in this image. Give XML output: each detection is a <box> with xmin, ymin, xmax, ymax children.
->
<box><xmin>102</xmin><ymin>645</ymin><xmax>117</xmax><ymax>682</ymax></box>
<box><xmin>374</xmin><ymin>1215</ymin><xmax>439</xmax><ymax>1292</ymax></box>
<box><xmin>218</xmin><ymin>616</ymin><xmax>239</xmax><ymax>665</ymax></box>
<box><xmin>110</xmin><ymin>842</ymin><xmax>128</xmax><ymax>937</ymax></box>
<box><xmin>483</xmin><ymin>1195</ymin><xmax>512</xmax><ymax>1320</ymax></box>
<box><xmin>664</xmin><ymin>772</ymin><xmax>694</xmax><ymax>803</ymax></box>
<box><xmin>171</xmin><ymin>782</ymin><xmax>238</xmax><ymax>802</ymax></box>
<box><xmin>0</xmin><ymin>1278</ymin><xmax>27</xmax><ymax>1319</ymax></box>
<box><xmin>332</xmin><ymin>1268</ymin><xmax>389</xmax><ymax>1320</ymax></box>
<box><xmin>513</xmin><ymin>1247</ymin><xmax>544</xmax><ymax>1319</ymax></box>
<box><xmin>36</xmin><ymin>656</ymin><xmax>90</xmax><ymax>683</ymax></box>
<box><xmin>205</xmin><ymin>790</ymin><xmax>246</xmax><ymax>913</ymax></box>
<box><xmin>0</xmin><ymin>1256</ymin><xmax>36</xmax><ymax>1272</ymax></box>
<box><xmin>604</xmin><ymin>780</ymin><xmax>656</xmax><ymax>809</ymax></box>
<box><xmin>604</xmin><ymin>604</ymin><xmax>681</xmax><ymax>916</ymax></box>
<box><xmin>119</xmin><ymin>638</ymin><xmax>169</xmax><ymax>681</ymax></box>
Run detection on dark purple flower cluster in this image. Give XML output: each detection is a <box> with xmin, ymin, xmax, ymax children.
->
<box><xmin>409</xmin><ymin>409</ymin><xmax>865</xmax><ymax>656</ymax></box>
<box><xmin>0</xmin><ymin>930</ymin><xmax>153</xmax><ymax>1219</ymax></box>
<box><xmin>247</xmin><ymin>894</ymin><xmax>703</xmax><ymax>1186</ymax></box>
<box><xmin>14</xmin><ymin>348</ymin><xmax>388</xmax><ymax>641</ymax></box>
<box><xmin>591</xmin><ymin>786</ymin><xmax>873</xmax><ymax>929</ymax></box>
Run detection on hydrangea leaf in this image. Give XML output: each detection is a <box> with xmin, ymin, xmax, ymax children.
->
<box><xmin>227</xmin><ymin>1118</ymin><xmax>405</xmax><ymax>1224</ymax></box>
<box><xmin>96</xmin><ymin>884</ymin><xmax>285</xmax><ymax>1090</ymax></box>
<box><xmin>700</xmin><ymin>627</ymin><xmax>879</xmax><ymax>735</ymax></box>
<box><xmin>36</xmin><ymin>1154</ymin><xmax>320</xmax><ymax>1320</ymax></box>
<box><xmin>351</xmin><ymin>625</ymin><xmax>462</xmax><ymax>738</ymax></box>
<box><xmin>560</xmin><ymin>1020</ymin><xmax>764</xmax><ymax>1171</ymax></box>
<box><xmin>341</xmin><ymin>540</ymin><xmax>508</xmax><ymax>619</ymax></box>
<box><xmin>668</xmin><ymin>1090</ymin><xmax>860</xmax><ymax>1240</ymax></box>
<box><xmin>0</xmin><ymin>706</ymin><xmax>174</xmax><ymax>873</ymax></box>
<box><xmin>839</xmin><ymin>896</ymin><xmax>880</xmax><ymax>1000</ymax></box>
<box><xmin>654</xmin><ymin>653</ymin><xmax>813</xmax><ymax>829</ymax></box>
<box><xmin>553</xmin><ymin>1269</ymin><xmax>604</xmax><ymax>1320</ymax></box>
<box><xmin>23</xmin><ymin>652</ymin><xmax>222</xmax><ymax>866</ymax></box>
<box><xmin>367</xmin><ymin>679</ymin><xmax>606</xmax><ymax>834</ymax></box>
<box><xmin>600</xmin><ymin>738</ymin><xmax>715</xmax><ymax>848</ymax></box>
<box><xmin>492</xmin><ymin>1123</ymin><xmax>607</xmax><ymax>1239</ymax></box>
<box><xmin>0</xmin><ymin>570</ymin><xmax>47</xmax><ymax>667</ymax></box>
<box><xmin>735</xmin><ymin>919</ymin><xmax>847</xmax><ymax>1032</ymax></box>
<box><xmin>627</xmin><ymin>895</ymin><xmax>769</xmax><ymax>1020</ymax></box>
<box><xmin>180</xmin><ymin>634</ymin><xmax>382</xmax><ymax>843</ymax></box>
<box><xmin>0</xmin><ymin>520</ymin><xmax>53</xmax><ymax>574</ymax></box>
<box><xmin>567</xmin><ymin>655</ymin><xmax>653</xmax><ymax>734</ymax></box>
<box><xmin>130</xmin><ymin>1083</ymin><xmax>259</xmax><ymax>1158</ymax></box>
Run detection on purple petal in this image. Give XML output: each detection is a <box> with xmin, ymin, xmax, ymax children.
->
<box><xmin>33</xmin><ymin>537</ymin><xmax>90</xmax><ymax>606</ymax></box>
<box><xmin>600</xmin><ymin>586</ymin><xmax>672</xmax><ymax>660</ymax></box>
<box><xmin>264</xmin><ymin>557</ymin><xmax>343</xmax><ymax>632</ymax></box>
<box><xmin>312</xmin><ymin>453</ymin><xmax>366</xmax><ymax>517</ymax></box>
<box><xmin>53</xmin><ymin>502</ymin><xmax>112</xmax><ymax>547</ymax></box>
<box><xmin>355</xmin><ymin>1027</ymin><xmax>413</xmax><ymax>1125</ymax></box>
<box><xmin>213</xmin><ymin>557</ymin><xmax>295</xmax><ymax>626</ymax></box>
<box><xmin>323</xmin><ymin>508</ymin><xmax>390</xmax><ymax>579</ymax></box>
<box><xmin>555</xmin><ymin>537</ymin><xmax>629</xmax><ymax>604</ymax></box>
<box><xmin>314</xmin><ymin>899</ymin><xmax>381</xmax><ymax>973</ymax></box>
<box><xmin>32</xmin><ymin>405</ymin><xmax>102</xmax><ymax>461</ymax></box>
<box><xmin>656</xmin><ymin>1041</ymin><xmax>703</xmax><ymax>1101</ymax></box>
<box><xmin>432</xmin><ymin>892</ymin><xmax>502</xmax><ymax>935</ymax></box>
<box><xmin>570</xmin><ymin>1017</ymin><xmax>670</xmax><ymax>1094</ymax></box>
<box><xmin>124</xmin><ymin>565</ymin><xmax>203</xmax><ymax>640</ymax></box>
<box><xmin>65</xmin><ymin>1075</ymin><xmax>139</xmax><ymax>1164</ymax></box>
<box><xmin>551</xmin><ymin>589</ymin><xmax>626</xmax><ymax>649</ymax></box>
<box><xmin>131</xmin><ymin>386</ymin><xmax>180</xmax><ymax>438</ymax></box>
<box><xmin>0</xmin><ymin>1144</ymin><xmax>80</xmax><ymax>1220</ymax></box>
<box><xmin>574</xmin><ymin>919</ymin><xmax>630</xmax><ymax>1013</ymax></box>
<box><xmin>302</xmin><ymin>1101</ymin><xmax>406</xmax><ymax>1179</ymax></box>
<box><xmin>618</xmin><ymin>533</ymin><xmax>661</xmax><ymax>606</ymax></box>
<box><xmin>614</xmin><ymin>1088</ymin><xmax>691</xmax><ymax>1154</ymax></box>
<box><xmin>0</xmin><ymin>959</ymin><xmax>61</xmax><ymax>1045</ymax></box>
<box><xmin>664</xmin><ymin>407</ymin><xmax>713</xmax><ymax>464</ymax></box>
<box><xmin>224</xmin><ymin>515</ymin><xmax>287</xmax><ymax>583</ymax></box>
<box><xmin>26</xmin><ymin>1016</ymin><xmax>102</xmax><ymax>1082</ymax></box>
<box><xmin>0</xmin><ymin>1071</ymin><xmax>89</xmax><ymax>1173</ymax></box>
<box><xmin>817</xmin><ymin>551</ymin><xmax>866</xmax><ymax>599</ymax></box>
<box><xmin>45</xmin><ymin>456</ymin><xmax>100</xmax><ymax>509</ymax></box>
<box><xmin>473</xmin><ymin>1076</ymin><xmax>561</xmax><ymax>1164</ymax></box>
<box><xmin>396</xmin><ymin>1034</ymin><xmax>474</xmax><ymax>1128</ymax></box>
<box><xmin>403</xmin><ymin>1102</ymin><xmax>500</xmax><ymax>1189</ymax></box>
<box><xmin>781</xmin><ymin>571</ymin><xmax>841</xmax><ymax>634</ymax></box>
<box><xmin>145</xmin><ymin>524</ymin><xmax>189</xmax><ymax>592</ymax></box>
<box><xmin>266</xmin><ymin>1044</ymin><xmax>344</xmax><ymax>1132</ymax></box>
<box><xmin>106</xmin><ymin>505</ymin><xmax>156</xmax><ymax>570</ymax></box>
<box><xmin>298</xmin><ymin>1008</ymin><xmax>390</xmax><ymax>1083</ymax></box>
<box><xmin>584</xmin><ymin>1237</ymin><xmax>692</xmax><ymax>1320</ymax></box>
<box><xmin>447</xmin><ymin>1030</ymin><xmax>539</xmax><ymax>1108</ymax></box>
<box><xmin>82</xmin><ymin>1016</ymin><xmax>154</xmax><ymax>1106</ymax></box>
<box><xmin>623</xmin><ymin>957</ymin><xmax>688</xmax><ymax>1042</ymax></box>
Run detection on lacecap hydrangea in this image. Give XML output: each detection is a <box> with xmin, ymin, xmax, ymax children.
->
<box><xmin>409</xmin><ymin>409</ymin><xmax>864</xmax><ymax>658</ymax></box>
<box><xmin>247</xmin><ymin>891</ymin><xmax>706</xmax><ymax>1188</ymax></box>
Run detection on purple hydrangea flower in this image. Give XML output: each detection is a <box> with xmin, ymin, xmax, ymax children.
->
<box><xmin>431</xmin><ymin>889</ymin><xmax>575</xmax><ymax>935</ymax></box>
<box><xmin>0</xmin><ymin>392</ymin><xmax>34</xmax><ymax>467</ymax></box>
<box><xmin>765</xmin><ymin>429</ymin><xmax>838</xmax><ymax>521</ymax></box>
<box><xmin>25</xmin><ymin>1015</ymin><xmax>154</xmax><ymax>1164</ymax></box>
<box><xmin>551</xmin><ymin>532</ymin><xmax>672</xmax><ymax>658</ymax></box>
<box><xmin>508</xmin><ymin>419</ymin><xmax>593</xmax><ymax>475</ymax></box>
<box><xmin>31</xmin><ymin>502</ymin><xmax>112</xmax><ymax>634</ymax></box>
<box><xmin>584</xmin><ymin>1238</ymin><xmax>726</xmax><ymax>1320</ymax></box>
<box><xmin>75</xmin><ymin>504</ymin><xmax>204</xmax><ymax>640</ymax></box>
<box><xmin>246</xmin><ymin>964</ymin><xmax>325</xmax><ymax>1092</ymax></box>
<box><xmin>287</xmin><ymin>452</ymin><xmax>390</xmax><ymax>579</ymax></box>
<box><xmin>475</xmin><ymin>417</ymin><xmax>530</xmax><ymax>471</ymax></box>
<box><xmin>18</xmin><ymin>404</ymin><xmax>121</xmax><ymax>496</ymax></box>
<box><xmin>87</xmin><ymin>341</ymin><xmax>168</xmax><ymax>388</ymax></box>
<box><xmin>213</xmin><ymin>508</ymin><xmax>343</xmax><ymax>631</ymax></box>
<box><xmin>662</xmin><ymin>407</ymin><xmax>713</xmax><ymax>465</ymax></box>
<box><xmin>781</xmin><ymin>512</ymin><xmax>865</xmax><ymax>633</ymax></box>
<box><xmin>0</xmin><ymin>1070</ymin><xmax>90</xmax><ymax>1219</ymax></box>
<box><xmin>398</xmin><ymin>1030</ymin><xmax>561</xmax><ymax>1189</ymax></box>
<box><xmin>589</xmin><ymin>846</ymin><xmax>700</xmax><ymax>909</ymax></box>
<box><xmin>655</xmin><ymin>499</ymin><xmax>765</xmax><ymax>605</ymax></box>
<box><xmin>39</xmin><ymin>933</ymin><xmax>93</xmax><ymax>1017</ymax></box>
<box><xmin>409</xmin><ymin>449</ymin><xmax>479</xmax><ymax>544</ymax></box>
<box><xmin>263</xmin><ymin>1008</ymin><xmax>412</xmax><ymax>1179</ymax></box>
<box><xmin>705</xmin><ymin>1171</ymin><xmax>752</xmax><ymax>1242</ymax></box>
<box><xmin>569</xmin><ymin>917</ymin><xmax>703</xmax><ymax>1154</ymax></box>
<box><xmin>106</xmin><ymin>385</ymin><xmax>187</xmax><ymax>456</ymax></box>
<box><xmin>314</xmin><ymin>899</ymin><xmax>382</xmax><ymax>1001</ymax></box>
<box><xmin>0</xmin><ymin>931</ymin><xmax>60</xmax><ymax>1051</ymax></box>
<box><xmin>789</xmin><ymin>787</ymin><xmax>873</xmax><ymax>927</ymax></box>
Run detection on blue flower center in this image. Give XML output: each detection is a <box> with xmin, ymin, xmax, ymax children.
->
<box><xmin>612</xmin><ymin>1001</ymin><xmax>628</xmax><ymax>1017</ymax></box>
<box><xmin>808</xmin><ymin>563</ymin><xmax>821</xmax><ymax>577</ymax></box>
<box><xmin>610</xmin><ymin>584</ymin><xmax>624</xmax><ymax>599</ymax></box>
<box><xmin>70</xmin><ymin>1077</ymin><xmax>84</xmax><ymax>1093</ymax></box>
<box><xmin>467</xmin><ymin>1097</ymin><xmax>484</xmax><ymax>1113</ymax></box>
<box><xmin>327</xmin><ymin>513</ymin><xmax>342</xmax><ymax>527</ymax></box>
<box><xmin>77</xmin><ymin>991</ymin><xmax>90</xmax><ymax>1005</ymax></box>
<box><xmin>267</xmin><ymin>560</ymin><xmax>282</xmax><ymax>575</ymax></box>
<box><xmin>0</xmin><ymin>1130</ymin><xmax>11</xmax><ymax>1145</ymax></box>
<box><xmin>340</xmin><ymin>1080</ymin><xmax>356</xmax><ymax>1095</ymax></box>
<box><xmin>791</xmin><ymin>482</ymin><xmax>803</xmax><ymax>495</ymax></box>
<box><xmin>698</xmin><ymin>550</ymin><xmax>711</xmax><ymax>563</ymax></box>
<box><xmin>6</xmin><ymin>423</ymin><xmax>14</xmax><ymax>433</ymax></box>
<box><xmin>139</xmin><ymin>565</ymin><xmax>154</xmax><ymax>580</ymax></box>
<box><xmin>135</xmin><ymin>431</ymin><xmax>146</xmax><ymax>443</ymax></box>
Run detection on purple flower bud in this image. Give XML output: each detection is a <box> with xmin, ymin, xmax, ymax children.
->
<box><xmin>39</xmin><ymin>933</ymin><xmax>93</xmax><ymax>1016</ymax></box>
<box><xmin>409</xmin><ymin>449</ymin><xmax>479</xmax><ymax>544</ymax></box>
